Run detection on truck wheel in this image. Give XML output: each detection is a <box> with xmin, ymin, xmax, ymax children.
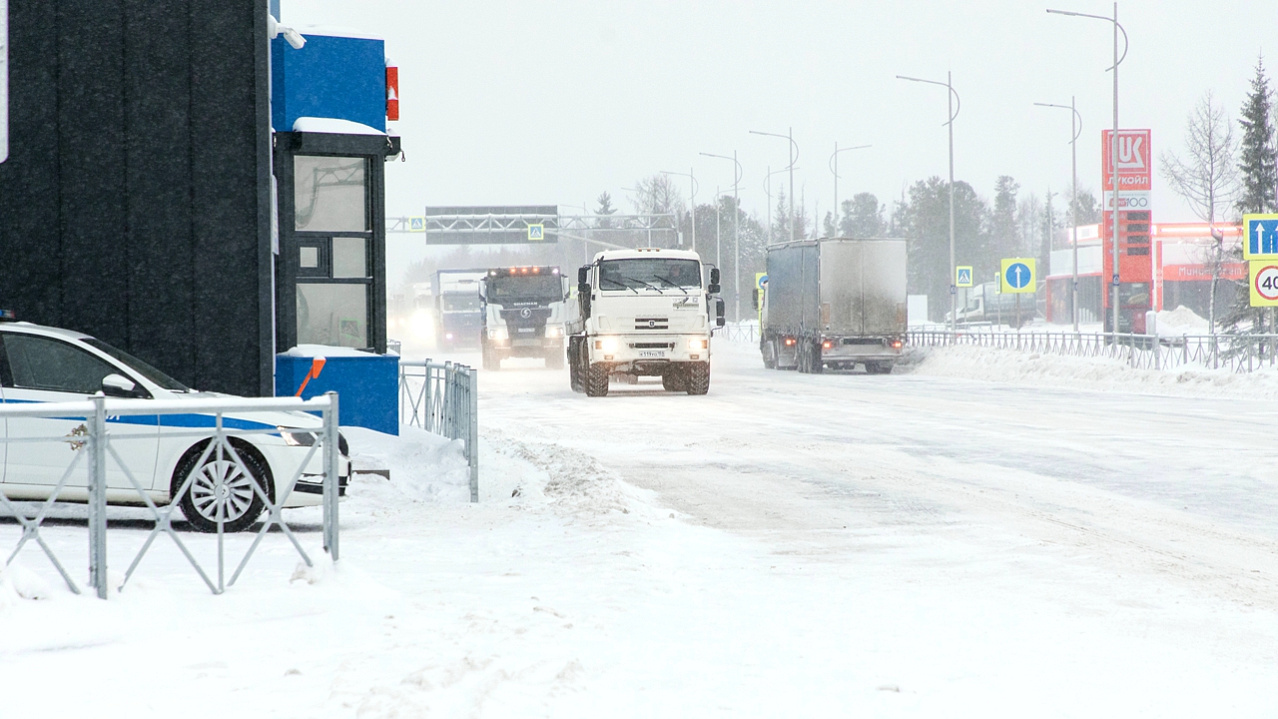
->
<box><xmin>585</xmin><ymin>362</ymin><xmax>610</xmax><ymax>397</ymax></box>
<box><xmin>796</xmin><ymin>342</ymin><xmax>810</xmax><ymax>374</ymax></box>
<box><xmin>662</xmin><ymin>369</ymin><xmax>686</xmax><ymax>391</ymax></box>
<box><xmin>545</xmin><ymin>348</ymin><xmax>565</xmax><ymax>370</ymax></box>
<box><xmin>568</xmin><ymin>338</ymin><xmax>585</xmax><ymax>392</ymax></box>
<box><xmin>762</xmin><ymin>340</ymin><xmax>777</xmax><ymax>369</ymax></box>
<box><xmin>685</xmin><ymin>362</ymin><xmax>710</xmax><ymax>395</ymax></box>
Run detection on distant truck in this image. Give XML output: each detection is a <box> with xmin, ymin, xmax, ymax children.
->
<box><xmin>434</xmin><ymin>269</ymin><xmax>486</xmax><ymax>349</ymax></box>
<box><xmin>947</xmin><ymin>281</ymin><xmax>1033</xmax><ymax>328</ymax></box>
<box><xmin>758</xmin><ymin>237</ymin><xmax>907</xmax><ymax>374</ymax></box>
<box><xmin>479</xmin><ymin>266</ymin><xmax>570</xmax><ymax>370</ymax></box>
<box><xmin>566</xmin><ymin>247</ymin><xmax>724</xmax><ymax>397</ymax></box>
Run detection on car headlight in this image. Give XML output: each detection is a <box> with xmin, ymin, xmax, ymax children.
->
<box><xmin>278</xmin><ymin>428</ymin><xmax>317</xmax><ymax>446</ymax></box>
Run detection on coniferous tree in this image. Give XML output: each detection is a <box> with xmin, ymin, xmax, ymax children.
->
<box><xmin>989</xmin><ymin>176</ymin><xmax>1020</xmax><ymax>263</ymax></box>
<box><xmin>840</xmin><ymin>193</ymin><xmax>886</xmax><ymax>237</ymax></box>
<box><xmin>1222</xmin><ymin>57</ymin><xmax>1278</xmax><ymax>343</ymax></box>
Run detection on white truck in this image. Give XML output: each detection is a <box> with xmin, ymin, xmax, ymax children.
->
<box><xmin>758</xmin><ymin>237</ymin><xmax>907</xmax><ymax>374</ymax></box>
<box><xmin>947</xmin><ymin>281</ymin><xmax>1034</xmax><ymax>328</ymax></box>
<box><xmin>479</xmin><ymin>266</ymin><xmax>571</xmax><ymax>370</ymax></box>
<box><xmin>566</xmin><ymin>248</ymin><xmax>724</xmax><ymax>396</ymax></box>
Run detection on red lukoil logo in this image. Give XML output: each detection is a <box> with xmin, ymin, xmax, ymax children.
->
<box><xmin>1103</xmin><ymin>129</ymin><xmax>1151</xmax><ymax>191</ymax></box>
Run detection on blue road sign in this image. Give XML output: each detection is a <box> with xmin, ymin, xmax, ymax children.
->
<box><xmin>1244</xmin><ymin>215</ymin><xmax>1278</xmax><ymax>259</ymax></box>
<box><xmin>956</xmin><ymin>267</ymin><xmax>972</xmax><ymax>286</ymax></box>
<box><xmin>758</xmin><ymin>274</ymin><xmax>768</xmax><ymax>289</ymax></box>
<box><xmin>1006</xmin><ymin>262</ymin><xmax>1031</xmax><ymax>289</ymax></box>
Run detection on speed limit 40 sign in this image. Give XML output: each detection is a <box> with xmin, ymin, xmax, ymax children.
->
<box><xmin>1249</xmin><ymin>261</ymin><xmax>1278</xmax><ymax>307</ymax></box>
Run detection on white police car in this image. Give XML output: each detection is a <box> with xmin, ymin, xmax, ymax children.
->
<box><xmin>0</xmin><ymin>313</ymin><xmax>348</xmax><ymax>532</ymax></box>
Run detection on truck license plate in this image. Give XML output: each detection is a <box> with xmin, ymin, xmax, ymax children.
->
<box><xmin>638</xmin><ymin>350</ymin><xmax>666</xmax><ymax>358</ymax></box>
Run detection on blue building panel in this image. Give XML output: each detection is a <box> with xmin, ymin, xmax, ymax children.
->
<box><xmin>276</xmin><ymin>353</ymin><xmax>399</xmax><ymax>435</ymax></box>
<box><xmin>272</xmin><ymin>32</ymin><xmax>386</xmax><ymax>133</ymax></box>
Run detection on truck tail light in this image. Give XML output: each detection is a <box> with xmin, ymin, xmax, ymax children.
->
<box><xmin>891</xmin><ymin>340</ymin><xmax>903</xmax><ymax>349</ymax></box>
<box><xmin>783</xmin><ymin>337</ymin><xmax>796</xmax><ymax>347</ymax></box>
<box><xmin>821</xmin><ymin>339</ymin><xmax>834</xmax><ymax>350</ymax></box>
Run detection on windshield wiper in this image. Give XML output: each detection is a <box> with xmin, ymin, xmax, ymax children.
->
<box><xmin>601</xmin><ymin>277</ymin><xmax>638</xmax><ymax>294</ymax></box>
<box><xmin>633</xmin><ymin>278</ymin><xmax>665</xmax><ymax>294</ymax></box>
<box><xmin>653</xmin><ymin>275</ymin><xmax>689</xmax><ymax>295</ymax></box>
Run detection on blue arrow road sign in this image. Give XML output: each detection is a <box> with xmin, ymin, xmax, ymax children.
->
<box><xmin>1007</xmin><ymin>262</ymin><xmax>1031</xmax><ymax>289</ymax></box>
<box><xmin>1247</xmin><ymin>218</ymin><xmax>1278</xmax><ymax>257</ymax></box>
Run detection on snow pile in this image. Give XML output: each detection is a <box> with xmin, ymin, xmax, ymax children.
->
<box><xmin>908</xmin><ymin>343</ymin><xmax>1278</xmax><ymax>399</ymax></box>
<box><xmin>343</xmin><ymin>425</ymin><xmax>471</xmax><ymax>502</ymax></box>
<box><xmin>0</xmin><ymin>563</ymin><xmax>52</xmax><ymax>610</ymax></box>
<box><xmin>483</xmin><ymin>431</ymin><xmax>644</xmax><ymax>516</ymax></box>
<box><xmin>1157</xmin><ymin>306</ymin><xmax>1210</xmax><ymax>336</ymax></box>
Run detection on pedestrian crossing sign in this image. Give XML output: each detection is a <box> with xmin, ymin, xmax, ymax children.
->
<box><xmin>528</xmin><ymin>223</ymin><xmax>545</xmax><ymax>241</ymax></box>
<box><xmin>956</xmin><ymin>266</ymin><xmax>973</xmax><ymax>288</ymax></box>
<box><xmin>408</xmin><ymin>216</ymin><xmax>425</xmax><ymax>232</ymax></box>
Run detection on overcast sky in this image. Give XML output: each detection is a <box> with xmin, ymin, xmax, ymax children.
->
<box><xmin>286</xmin><ymin>0</ymin><xmax>1277</xmax><ymax>229</ymax></box>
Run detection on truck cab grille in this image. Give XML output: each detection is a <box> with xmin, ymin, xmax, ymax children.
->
<box><xmin>634</xmin><ymin>317</ymin><xmax>669</xmax><ymax>330</ymax></box>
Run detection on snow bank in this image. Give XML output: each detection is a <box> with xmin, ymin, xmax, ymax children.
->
<box><xmin>1157</xmin><ymin>305</ymin><xmax>1210</xmax><ymax>336</ymax></box>
<box><xmin>283</xmin><ymin>344</ymin><xmax>377</xmax><ymax>358</ymax></box>
<box><xmin>292</xmin><ymin>117</ymin><xmax>387</xmax><ymax>136</ymax></box>
<box><xmin>907</xmin><ymin>343</ymin><xmax>1278</xmax><ymax>399</ymax></box>
<box><xmin>343</xmin><ymin>425</ymin><xmax>471</xmax><ymax>503</ymax></box>
<box><xmin>482</xmin><ymin>431</ymin><xmax>655</xmax><ymax>516</ymax></box>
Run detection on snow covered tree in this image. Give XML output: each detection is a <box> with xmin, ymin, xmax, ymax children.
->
<box><xmin>1236</xmin><ymin>56</ymin><xmax>1278</xmax><ymax>216</ymax></box>
<box><xmin>989</xmin><ymin>176</ymin><xmax>1020</xmax><ymax>262</ymax></box>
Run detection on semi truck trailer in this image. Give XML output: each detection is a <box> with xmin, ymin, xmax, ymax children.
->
<box><xmin>758</xmin><ymin>237</ymin><xmax>907</xmax><ymax>374</ymax></box>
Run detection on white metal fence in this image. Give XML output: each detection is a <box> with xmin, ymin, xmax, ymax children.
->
<box><xmin>0</xmin><ymin>393</ymin><xmax>341</xmax><ymax>599</ymax></box>
<box><xmin>907</xmin><ymin>329</ymin><xmax>1278</xmax><ymax>374</ymax></box>
<box><xmin>399</xmin><ymin>360</ymin><xmax>479</xmax><ymax>502</ymax></box>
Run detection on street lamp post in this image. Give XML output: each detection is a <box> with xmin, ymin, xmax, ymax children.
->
<box><xmin>750</xmin><ymin>128</ymin><xmax>799</xmax><ymax>243</ymax></box>
<box><xmin>1048</xmin><ymin>2</ymin><xmax>1128</xmax><ymax>335</ymax></box>
<box><xmin>829</xmin><ymin>142</ymin><xmax>871</xmax><ymax>236</ymax></box>
<box><xmin>660</xmin><ymin>169</ymin><xmax>698</xmax><ymax>252</ymax></box>
<box><xmin>897</xmin><ymin>72</ymin><xmax>960</xmax><ymax>333</ymax></box>
<box><xmin>1034</xmin><ymin>98</ymin><xmax>1083</xmax><ymax>332</ymax></box>
<box><xmin>701</xmin><ymin>151</ymin><xmax>743</xmax><ymax>321</ymax></box>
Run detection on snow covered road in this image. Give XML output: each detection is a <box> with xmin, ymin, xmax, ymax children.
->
<box><xmin>2</xmin><ymin>338</ymin><xmax>1276</xmax><ymax>717</ymax></box>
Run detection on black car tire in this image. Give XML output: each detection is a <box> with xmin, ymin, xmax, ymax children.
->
<box><xmin>686</xmin><ymin>362</ymin><xmax>710</xmax><ymax>395</ymax></box>
<box><xmin>585</xmin><ymin>362</ymin><xmax>610</xmax><ymax>397</ymax></box>
<box><xmin>172</xmin><ymin>440</ymin><xmax>272</xmax><ymax>533</ymax></box>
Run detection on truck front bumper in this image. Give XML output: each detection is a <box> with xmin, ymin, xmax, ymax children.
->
<box><xmin>587</xmin><ymin>334</ymin><xmax>710</xmax><ymax>373</ymax></box>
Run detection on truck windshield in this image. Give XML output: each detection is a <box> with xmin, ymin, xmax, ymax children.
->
<box><xmin>442</xmin><ymin>295</ymin><xmax>480</xmax><ymax>312</ymax></box>
<box><xmin>599</xmin><ymin>258</ymin><xmax>701</xmax><ymax>291</ymax></box>
<box><xmin>488</xmin><ymin>275</ymin><xmax>562</xmax><ymax>300</ymax></box>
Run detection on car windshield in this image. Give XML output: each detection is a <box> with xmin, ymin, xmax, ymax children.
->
<box><xmin>599</xmin><ymin>258</ymin><xmax>701</xmax><ymax>291</ymax></box>
<box><xmin>84</xmin><ymin>338</ymin><xmax>190</xmax><ymax>392</ymax></box>
<box><xmin>443</xmin><ymin>294</ymin><xmax>481</xmax><ymax>312</ymax></box>
<box><xmin>488</xmin><ymin>275</ymin><xmax>561</xmax><ymax>300</ymax></box>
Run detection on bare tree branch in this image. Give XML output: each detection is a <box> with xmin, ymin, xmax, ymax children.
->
<box><xmin>1160</xmin><ymin>91</ymin><xmax>1240</xmax><ymax>224</ymax></box>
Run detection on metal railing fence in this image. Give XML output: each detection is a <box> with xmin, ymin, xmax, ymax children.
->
<box><xmin>399</xmin><ymin>360</ymin><xmax>479</xmax><ymax>502</ymax></box>
<box><xmin>0</xmin><ymin>393</ymin><xmax>341</xmax><ymax>599</ymax></box>
<box><xmin>907</xmin><ymin>329</ymin><xmax>1278</xmax><ymax>374</ymax></box>
<box><xmin>719</xmin><ymin>323</ymin><xmax>760</xmax><ymax>344</ymax></box>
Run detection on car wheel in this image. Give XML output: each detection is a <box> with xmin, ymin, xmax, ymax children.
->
<box><xmin>173</xmin><ymin>440</ymin><xmax>272</xmax><ymax>533</ymax></box>
<box><xmin>685</xmin><ymin>362</ymin><xmax>710</xmax><ymax>395</ymax></box>
<box><xmin>585</xmin><ymin>362</ymin><xmax>610</xmax><ymax>397</ymax></box>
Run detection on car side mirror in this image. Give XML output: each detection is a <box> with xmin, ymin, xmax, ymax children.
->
<box><xmin>710</xmin><ymin>268</ymin><xmax>720</xmax><ymax>285</ymax></box>
<box><xmin>102</xmin><ymin>373</ymin><xmax>145</xmax><ymax>398</ymax></box>
<box><xmin>578</xmin><ymin>266</ymin><xmax>589</xmax><ymax>285</ymax></box>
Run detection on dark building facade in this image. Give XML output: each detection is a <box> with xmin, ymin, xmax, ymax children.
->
<box><xmin>0</xmin><ymin>1</ymin><xmax>274</xmax><ymax>396</ymax></box>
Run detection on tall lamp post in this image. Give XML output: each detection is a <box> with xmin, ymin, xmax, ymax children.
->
<box><xmin>897</xmin><ymin>72</ymin><xmax>960</xmax><ymax>333</ymax></box>
<box><xmin>750</xmin><ymin>128</ymin><xmax>799</xmax><ymax>243</ymax></box>
<box><xmin>829</xmin><ymin>142</ymin><xmax>871</xmax><ymax>236</ymax></box>
<box><xmin>1048</xmin><ymin>3</ymin><xmax>1127</xmax><ymax>334</ymax></box>
<box><xmin>1034</xmin><ymin>98</ymin><xmax>1083</xmax><ymax>332</ymax></box>
<box><xmin>701</xmin><ymin>151</ymin><xmax>743</xmax><ymax>321</ymax></box>
<box><xmin>660</xmin><ymin>169</ymin><xmax>698</xmax><ymax>252</ymax></box>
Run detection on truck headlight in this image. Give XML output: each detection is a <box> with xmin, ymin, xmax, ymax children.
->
<box><xmin>489</xmin><ymin>328</ymin><xmax>509</xmax><ymax>341</ymax></box>
<box><xmin>545</xmin><ymin>325</ymin><xmax>563</xmax><ymax>338</ymax></box>
<box><xmin>687</xmin><ymin>338</ymin><xmax>708</xmax><ymax>351</ymax></box>
<box><xmin>596</xmin><ymin>337</ymin><xmax>619</xmax><ymax>353</ymax></box>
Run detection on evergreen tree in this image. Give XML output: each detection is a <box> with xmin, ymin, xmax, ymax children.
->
<box><xmin>594</xmin><ymin>191</ymin><xmax>618</xmax><ymax>229</ymax></box>
<box><xmin>1069</xmin><ymin>189</ymin><xmax>1102</xmax><ymax>225</ymax></box>
<box><xmin>989</xmin><ymin>176</ymin><xmax>1020</xmax><ymax>262</ymax></box>
<box><xmin>1236</xmin><ymin>56</ymin><xmax>1277</xmax><ymax>215</ymax></box>
<box><xmin>1222</xmin><ymin>57</ymin><xmax>1278</xmax><ymax>344</ymax></box>
<box><xmin>894</xmin><ymin>177</ymin><xmax>990</xmax><ymax>320</ymax></box>
<box><xmin>840</xmin><ymin>193</ymin><xmax>886</xmax><ymax>237</ymax></box>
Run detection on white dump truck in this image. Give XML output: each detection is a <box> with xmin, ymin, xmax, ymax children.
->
<box><xmin>566</xmin><ymin>248</ymin><xmax>724</xmax><ymax>396</ymax></box>
<box><xmin>758</xmin><ymin>237</ymin><xmax>907</xmax><ymax>374</ymax></box>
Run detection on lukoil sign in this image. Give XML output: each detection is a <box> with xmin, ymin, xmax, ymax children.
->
<box><xmin>1102</xmin><ymin>129</ymin><xmax>1152</xmax><ymax>191</ymax></box>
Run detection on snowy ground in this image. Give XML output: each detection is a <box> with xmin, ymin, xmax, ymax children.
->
<box><xmin>2</xmin><ymin>334</ymin><xmax>1277</xmax><ymax>717</ymax></box>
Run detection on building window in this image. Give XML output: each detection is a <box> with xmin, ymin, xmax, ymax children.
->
<box><xmin>296</xmin><ymin>283</ymin><xmax>368</xmax><ymax>348</ymax></box>
<box><xmin>293</xmin><ymin>155</ymin><xmax>368</xmax><ymax>233</ymax></box>
<box><xmin>332</xmin><ymin>236</ymin><xmax>368</xmax><ymax>278</ymax></box>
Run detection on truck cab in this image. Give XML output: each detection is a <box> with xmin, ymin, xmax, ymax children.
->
<box><xmin>479</xmin><ymin>266</ymin><xmax>570</xmax><ymax>370</ymax></box>
<box><xmin>433</xmin><ymin>270</ymin><xmax>486</xmax><ymax>349</ymax></box>
<box><xmin>566</xmin><ymin>248</ymin><xmax>724</xmax><ymax>396</ymax></box>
